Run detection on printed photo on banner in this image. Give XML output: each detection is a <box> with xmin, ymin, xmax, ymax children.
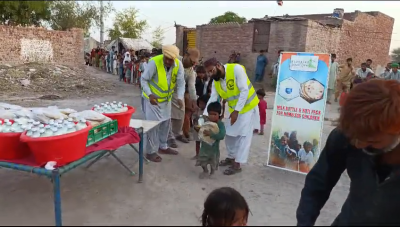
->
<box><xmin>267</xmin><ymin>52</ymin><xmax>330</xmax><ymax>174</ymax></box>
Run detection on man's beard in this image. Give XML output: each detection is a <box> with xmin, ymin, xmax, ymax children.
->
<box><xmin>362</xmin><ymin>136</ymin><xmax>400</xmax><ymax>156</ymax></box>
<box><xmin>212</xmin><ymin>68</ymin><xmax>223</xmax><ymax>81</ymax></box>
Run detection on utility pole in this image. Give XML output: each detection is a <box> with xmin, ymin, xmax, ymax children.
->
<box><xmin>100</xmin><ymin>0</ymin><xmax>104</xmax><ymax>47</ymax></box>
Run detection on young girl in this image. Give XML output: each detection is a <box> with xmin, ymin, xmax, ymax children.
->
<box><xmin>124</xmin><ymin>60</ymin><xmax>131</xmax><ymax>83</ymax></box>
<box><xmin>192</xmin><ymin>95</ymin><xmax>210</xmax><ymax>160</ymax></box>
<box><xmin>194</xmin><ymin>101</ymin><xmax>226</xmax><ymax>179</ymax></box>
<box><xmin>254</xmin><ymin>89</ymin><xmax>267</xmax><ymax>135</ymax></box>
<box><xmin>202</xmin><ymin>187</ymin><xmax>249</xmax><ymax>226</ymax></box>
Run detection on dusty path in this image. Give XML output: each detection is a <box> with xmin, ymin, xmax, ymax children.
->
<box><xmin>0</xmin><ymin>67</ymin><xmax>348</xmax><ymax>226</ymax></box>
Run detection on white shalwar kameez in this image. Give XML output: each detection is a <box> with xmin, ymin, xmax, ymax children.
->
<box><xmin>203</xmin><ymin>64</ymin><xmax>260</xmax><ymax>164</ymax></box>
<box><xmin>141</xmin><ymin>60</ymin><xmax>185</xmax><ymax>154</ymax></box>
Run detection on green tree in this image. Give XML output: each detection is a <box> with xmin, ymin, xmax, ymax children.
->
<box><xmin>108</xmin><ymin>7</ymin><xmax>147</xmax><ymax>40</ymax></box>
<box><xmin>0</xmin><ymin>1</ymin><xmax>52</xmax><ymax>26</ymax></box>
<box><xmin>391</xmin><ymin>47</ymin><xmax>400</xmax><ymax>62</ymax></box>
<box><xmin>209</xmin><ymin>11</ymin><xmax>247</xmax><ymax>24</ymax></box>
<box><xmin>150</xmin><ymin>26</ymin><xmax>164</xmax><ymax>48</ymax></box>
<box><xmin>49</xmin><ymin>1</ymin><xmax>113</xmax><ymax>36</ymax></box>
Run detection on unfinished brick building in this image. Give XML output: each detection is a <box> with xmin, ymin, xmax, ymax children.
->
<box><xmin>175</xmin><ymin>9</ymin><xmax>394</xmax><ymax>84</ymax></box>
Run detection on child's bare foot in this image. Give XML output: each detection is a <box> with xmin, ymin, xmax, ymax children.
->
<box><xmin>191</xmin><ymin>155</ymin><xmax>198</xmax><ymax>160</ymax></box>
<box><xmin>199</xmin><ymin>172</ymin><xmax>209</xmax><ymax>179</ymax></box>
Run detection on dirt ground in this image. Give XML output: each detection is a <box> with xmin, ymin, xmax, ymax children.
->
<box><xmin>0</xmin><ymin>67</ymin><xmax>349</xmax><ymax>226</ymax></box>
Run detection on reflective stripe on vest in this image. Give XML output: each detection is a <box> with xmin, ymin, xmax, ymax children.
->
<box><xmin>142</xmin><ymin>55</ymin><xmax>179</xmax><ymax>103</ymax></box>
<box><xmin>214</xmin><ymin>64</ymin><xmax>259</xmax><ymax>114</ymax></box>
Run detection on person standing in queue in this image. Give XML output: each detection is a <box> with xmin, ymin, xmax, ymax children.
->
<box><xmin>168</xmin><ymin>48</ymin><xmax>199</xmax><ymax>147</ymax></box>
<box><xmin>296</xmin><ymin>79</ymin><xmax>400</xmax><ymax>226</ymax></box>
<box><xmin>203</xmin><ymin>58</ymin><xmax>260</xmax><ymax>175</ymax></box>
<box><xmin>140</xmin><ymin>45</ymin><xmax>185</xmax><ymax>162</ymax></box>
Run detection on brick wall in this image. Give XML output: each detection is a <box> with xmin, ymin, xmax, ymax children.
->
<box><xmin>337</xmin><ymin>11</ymin><xmax>394</xmax><ymax>69</ymax></box>
<box><xmin>196</xmin><ymin>22</ymin><xmax>255</xmax><ymax>70</ymax></box>
<box><xmin>177</xmin><ymin>10</ymin><xmax>393</xmax><ymax>88</ymax></box>
<box><xmin>304</xmin><ymin>20</ymin><xmax>341</xmax><ymax>54</ymax></box>
<box><xmin>194</xmin><ymin>21</ymin><xmax>310</xmax><ymax>88</ymax></box>
<box><xmin>0</xmin><ymin>26</ymin><xmax>84</xmax><ymax>67</ymax></box>
<box><xmin>304</xmin><ymin>11</ymin><xmax>394</xmax><ymax>69</ymax></box>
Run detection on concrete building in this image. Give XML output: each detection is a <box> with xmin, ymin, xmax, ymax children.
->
<box><xmin>175</xmin><ymin>9</ymin><xmax>394</xmax><ymax>86</ymax></box>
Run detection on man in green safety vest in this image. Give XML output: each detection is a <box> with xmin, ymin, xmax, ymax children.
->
<box><xmin>203</xmin><ymin>58</ymin><xmax>260</xmax><ymax>175</ymax></box>
<box><xmin>141</xmin><ymin>45</ymin><xmax>185</xmax><ymax>162</ymax></box>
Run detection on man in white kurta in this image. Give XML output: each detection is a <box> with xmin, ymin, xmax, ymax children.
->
<box><xmin>327</xmin><ymin>53</ymin><xmax>339</xmax><ymax>104</ymax></box>
<box><xmin>203</xmin><ymin>58</ymin><xmax>260</xmax><ymax>175</ymax></box>
<box><xmin>141</xmin><ymin>45</ymin><xmax>185</xmax><ymax>162</ymax></box>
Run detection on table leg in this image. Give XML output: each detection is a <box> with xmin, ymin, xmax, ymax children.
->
<box><xmin>128</xmin><ymin>144</ymin><xmax>150</xmax><ymax>163</ymax></box>
<box><xmin>52</xmin><ymin>170</ymin><xmax>62</xmax><ymax>227</ymax></box>
<box><xmin>139</xmin><ymin>129</ymin><xmax>144</xmax><ymax>183</ymax></box>
<box><xmin>109</xmin><ymin>152</ymin><xmax>136</xmax><ymax>175</ymax></box>
<box><xmin>85</xmin><ymin>151</ymin><xmax>108</xmax><ymax>169</ymax></box>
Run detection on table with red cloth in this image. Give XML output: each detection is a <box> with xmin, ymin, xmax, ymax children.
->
<box><xmin>0</xmin><ymin>122</ymin><xmax>152</xmax><ymax>227</ymax></box>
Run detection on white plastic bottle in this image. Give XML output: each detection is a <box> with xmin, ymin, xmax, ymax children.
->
<box><xmin>42</xmin><ymin>127</ymin><xmax>53</xmax><ymax>137</ymax></box>
<box><xmin>14</xmin><ymin>124</ymin><xmax>25</xmax><ymax>133</ymax></box>
<box><xmin>53</xmin><ymin>127</ymin><xmax>63</xmax><ymax>136</ymax></box>
<box><xmin>66</xmin><ymin>124</ymin><xmax>76</xmax><ymax>134</ymax></box>
<box><xmin>198</xmin><ymin>115</ymin><xmax>205</xmax><ymax>126</ymax></box>
<box><xmin>76</xmin><ymin>119</ymin><xmax>87</xmax><ymax>130</ymax></box>
<box><xmin>31</xmin><ymin>128</ymin><xmax>41</xmax><ymax>138</ymax></box>
<box><xmin>11</xmin><ymin>122</ymin><xmax>20</xmax><ymax>131</ymax></box>
<box><xmin>121</xmin><ymin>104</ymin><xmax>128</xmax><ymax>112</ymax></box>
<box><xmin>39</xmin><ymin>129</ymin><xmax>45</xmax><ymax>137</ymax></box>
<box><xmin>57</xmin><ymin>124</ymin><xmax>66</xmax><ymax>135</ymax></box>
<box><xmin>3</xmin><ymin>122</ymin><xmax>12</xmax><ymax>133</ymax></box>
<box><xmin>26</xmin><ymin>128</ymin><xmax>33</xmax><ymax>137</ymax></box>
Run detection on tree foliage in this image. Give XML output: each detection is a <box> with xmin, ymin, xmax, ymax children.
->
<box><xmin>108</xmin><ymin>7</ymin><xmax>147</xmax><ymax>40</ymax></box>
<box><xmin>391</xmin><ymin>47</ymin><xmax>400</xmax><ymax>63</ymax></box>
<box><xmin>0</xmin><ymin>1</ymin><xmax>52</xmax><ymax>26</ymax></box>
<box><xmin>209</xmin><ymin>11</ymin><xmax>247</xmax><ymax>24</ymax></box>
<box><xmin>49</xmin><ymin>1</ymin><xmax>113</xmax><ymax>37</ymax></box>
<box><xmin>150</xmin><ymin>26</ymin><xmax>164</xmax><ymax>49</ymax></box>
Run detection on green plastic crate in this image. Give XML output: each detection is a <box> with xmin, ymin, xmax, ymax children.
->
<box><xmin>86</xmin><ymin>120</ymin><xmax>118</xmax><ymax>146</ymax></box>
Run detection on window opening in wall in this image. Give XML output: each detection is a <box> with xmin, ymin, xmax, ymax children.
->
<box><xmin>252</xmin><ymin>21</ymin><xmax>271</xmax><ymax>53</ymax></box>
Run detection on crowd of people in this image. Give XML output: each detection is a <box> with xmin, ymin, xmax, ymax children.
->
<box><xmin>85</xmin><ymin>44</ymin><xmax>268</xmax><ymax>179</ymax></box>
<box><xmin>85</xmin><ymin>46</ymin><xmax>163</xmax><ymax>86</ymax></box>
<box><xmin>83</xmin><ymin>45</ymin><xmax>400</xmax><ymax>225</ymax></box>
<box><xmin>137</xmin><ymin>45</ymin><xmax>267</xmax><ymax>178</ymax></box>
<box><xmin>269</xmin><ymin>132</ymin><xmax>319</xmax><ymax>173</ymax></box>
<box><xmin>328</xmin><ymin>55</ymin><xmax>400</xmax><ymax>105</ymax></box>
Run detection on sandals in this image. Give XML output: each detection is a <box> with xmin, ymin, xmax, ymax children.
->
<box><xmin>176</xmin><ymin>135</ymin><xmax>189</xmax><ymax>143</ymax></box>
<box><xmin>146</xmin><ymin>153</ymin><xmax>162</xmax><ymax>162</ymax></box>
<box><xmin>168</xmin><ymin>139</ymin><xmax>178</xmax><ymax>148</ymax></box>
<box><xmin>219</xmin><ymin>158</ymin><xmax>234</xmax><ymax>166</ymax></box>
<box><xmin>159</xmin><ymin>148</ymin><xmax>179</xmax><ymax>155</ymax></box>
<box><xmin>223</xmin><ymin>166</ymin><xmax>242</xmax><ymax>175</ymax></box>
